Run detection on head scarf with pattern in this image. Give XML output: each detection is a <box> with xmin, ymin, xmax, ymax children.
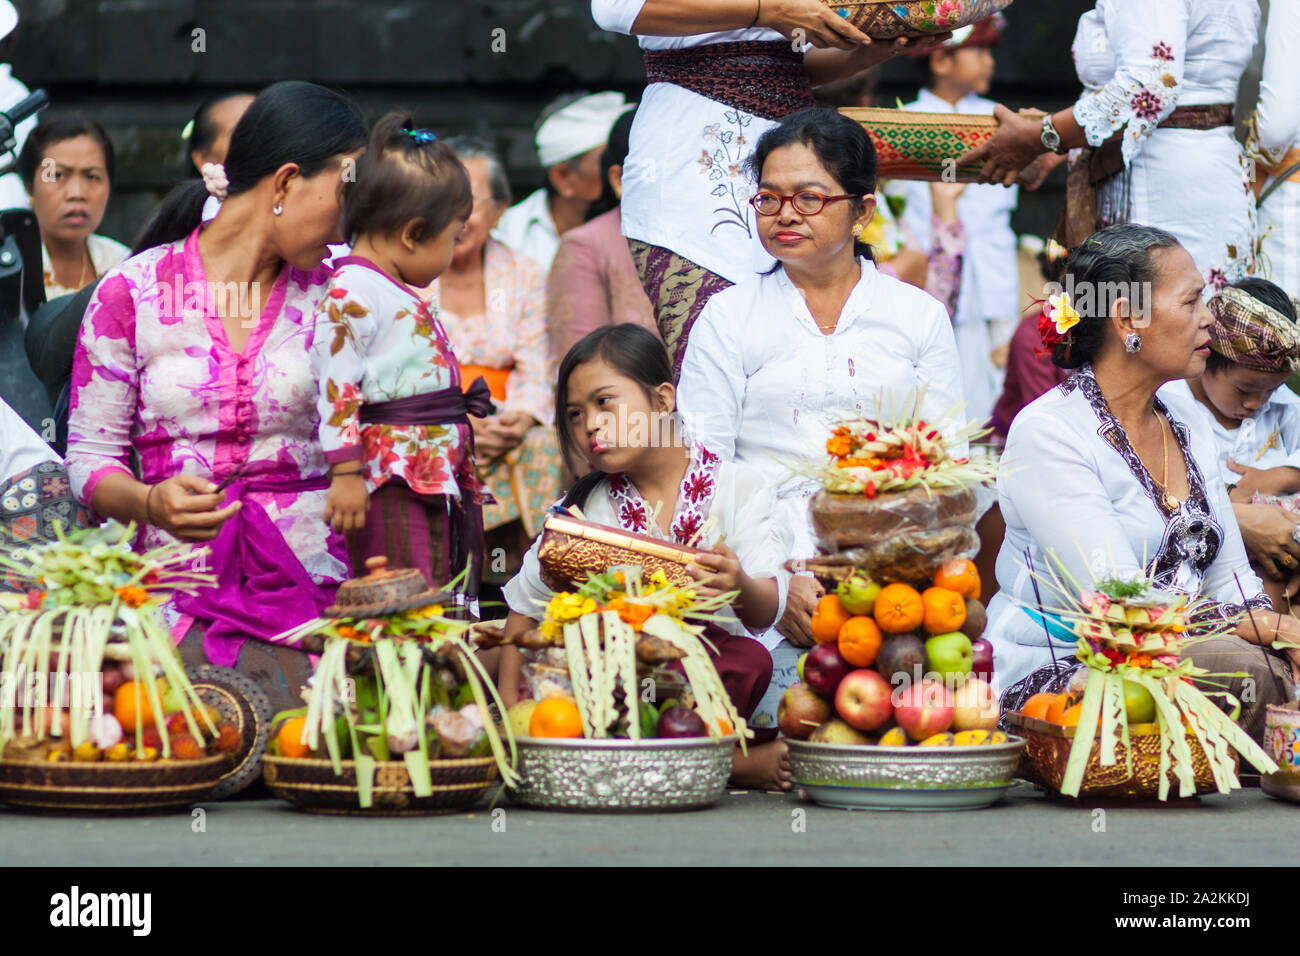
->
<box><xmin>1208</xmin><ymin>286</ymin><xmax>1300</xmax><ymax>374</ymax></box>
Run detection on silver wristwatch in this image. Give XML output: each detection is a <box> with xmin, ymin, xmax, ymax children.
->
<box><xmin>1040</xmin><ymin>114</ymin><xmax>1065</xmax><ymax>155</ymax></box>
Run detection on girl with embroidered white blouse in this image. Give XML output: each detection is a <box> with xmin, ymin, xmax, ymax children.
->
<box><xmin>500</xmin><ymin>324</ymin><xmax>793</xmax><ymax>790</ymax></box>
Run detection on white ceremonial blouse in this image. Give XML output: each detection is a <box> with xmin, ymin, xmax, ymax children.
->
<box><xmin>1160</xmin><ymin>378</ymin><xmax>1300</xmax><ymax>487</ymax></box>
<box><xmin>987</xmin><ymin>367</ymin><xmax>1269</xmax><ymax>695</ymax></box>
<box><xmin>886</xmin><ymin>89</ymin><xmax>1020</xmax><ymax>327</ymax></box>
<box><xmin>503</xmin><ymin>458</ymin><xmax>792</xmax><ymax>641</ymax></box>
<box><xmin>676</xmin><ymin>257</ymin><xmax>966</xmax><ymax>565</ymax></box>
<box><xmin>590</xmin><ymin>0</ymin><xmax>787</xmax><ymax>283</ymax></box>
<box><xmin>1070</xmin><ymin>0</ymin><xmax>1260</xmax><ymax>285</ymax></box>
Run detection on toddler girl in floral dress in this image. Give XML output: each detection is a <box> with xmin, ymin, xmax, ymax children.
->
<box><xmin>310</xmin><ymin>113</ymin><xmax>489</xmax><ymax>591</ymax></box>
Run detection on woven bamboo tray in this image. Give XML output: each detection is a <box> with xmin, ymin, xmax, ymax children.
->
<box><xmin>537</xmin><ymin>513</ymin><xmax>706</xmax><ymax>591</ymax></box>
<box><xmin>840</xmin><ymin>107</ymin><xmax>996</xmax><ymax>183</ymax></box>
<box><xmin>824</xmin><ymin>0</ymin><xmax>1013</xmax><ymax>39</ymax></box>
<box><xmin>1005</xmin><ymin>712</ymin><xmax>1234</xmax><ymax>799</ymax></box>
<box><xmin>0</xmin><ymin>754</ymin><xmax>228</xmax><ymax>814</ymax></box>
<box><xmin>262</xmin><ymin>754</ymin><xmax>498</xmax><ymax>815</ymax></box>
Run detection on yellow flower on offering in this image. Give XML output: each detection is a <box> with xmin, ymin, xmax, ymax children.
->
<box><xmin>649</xmin><ymin>569</ymin><xmax>671</xmax><ymax>591</ymax></box>
<box><xmin>1047</xmin><ymin>291</ymin><xmax>1080</xmax><ymax>335</ymax></box>
<box><xmin>411</xmin><ymin>603</ymin><xmax>444</xmax><ymax>619</ymax></box>
<box><xmin>546</xmin><ymin>592</ymin><xmax>597</xmax><ymax>623</ymax></box>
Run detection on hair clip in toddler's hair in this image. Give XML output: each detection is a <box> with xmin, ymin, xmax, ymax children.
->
<box><xmin>405</xmin><ymin>128</ymin><xmax>437</xmax><ymax>144</ymax></box>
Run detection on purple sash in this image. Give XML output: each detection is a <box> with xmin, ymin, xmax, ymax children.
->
<box><xmin>359</xmin><ymin>376</ymin><xmax>493</xmax><ymax>425</ymax></box>
<box><xmin>358</xmin><ymin>379</ymin><xmax>492</xmax><ymax>595</ymax></box>
<box><xmin>174</xmin><ymin>474</ymin><xmax>340</xmax><ymax>667</ymax></box>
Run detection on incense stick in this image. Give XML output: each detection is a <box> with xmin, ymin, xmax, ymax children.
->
<box><xmin>1026</xmin><ymin>548</ymin><xmax>1065</xmax><ymax>689</ymax></box>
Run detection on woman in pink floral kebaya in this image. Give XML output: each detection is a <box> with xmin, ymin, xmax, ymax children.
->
<box><xmin>65</xmin><ymin>82</ymin><xmax>367</xmax><ymax>693</ymax></box>
<box><xmin>310</xmin><ymin>113</ymin><xmax>487</xmax><ymax>593</ymax></box>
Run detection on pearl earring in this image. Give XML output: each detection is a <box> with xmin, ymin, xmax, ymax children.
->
<box><xmin>273</xmin><ymin>202</ymin><xmax>283</xmax><ymax>216</ymax></box>
<box><xmin>1124</xmin><ymin>333</ymin><xmax>1142</xmax><ymax>353</ymax></box>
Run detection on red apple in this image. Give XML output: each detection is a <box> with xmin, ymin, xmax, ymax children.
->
<box><xmin>778</xmin><ymin>683</ymin><xmax>833</xmax><ymax>740</ymax></box>
<box><xmin>894</xmin><ymin>679</ymin><xmax>954</xmax><ymax>740</ymax></box>
<box><xmin>804</xmin><ymin>642</ymin><xmax>854</xmax><ymax>698</ymax></box>
<box><xmin>834</xmin><ymin>669</ymin><xmax>894</xmax><ymax>732</ymax></box>
<box><xmin>970</xmin><ymin>637</ymin><xmax>994</xmax><ymax>680</ymax></box>
<box><xmin>951</xmin><ymin>677</ymin><xmax>999</xmax><ymax>731</ymax></box>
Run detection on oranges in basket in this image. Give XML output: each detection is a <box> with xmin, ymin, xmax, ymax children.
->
<box><xmin>933</xmin><ymin>558</ymin><xmax>980</xmax><ymax>600</ymax></box>
<box><xmin>921</xmin><ymin>586</ymin><xmax>966</xmax><ymax>635</ymax></box>
<box><xmin>873</xmin><ymin>583</ymin><xmax>925</xmax><ymax>634</ymax></box>
<box><xmin>277</xmin><ymin>717</ymin><xmax>312</xmax><ymax>758</ymax></box>
<box><xmin>811</xmin><ymin>593</ymin><xmax>853</xmax><ymax>644</ymax></box>
<box><xmin>529</xmin><ymin>698</ymin><xmax>584</xmax><ymax>738</ymax></box>
<box><xmin>837</xmin><ymin>616</ymin><xmax>882</xmax><ymax>667</ymax></box>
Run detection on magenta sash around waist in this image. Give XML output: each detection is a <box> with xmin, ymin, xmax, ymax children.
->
<box><xmin>642</xmin><ymin>40</ymin><xmax>814</xmax><ymax>121</ymax></box>
<box><xmin>173</xmin><ymin>473</ymin><xmax>341</xmax><ymax>668</ymax></box>
<box><xmin>357</xmin><ymin>378</ymin><xmax>492</xmax><ymax>595</ymax></box>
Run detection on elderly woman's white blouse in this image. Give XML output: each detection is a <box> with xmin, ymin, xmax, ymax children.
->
<box><xmin>591</xmin><ymin>0</ymin><xmax>785</xmax><ymax>283</ymax></box>
<box><xmin>1161</xmin><ymin>379</ymin><xmax>1300</xmax><ymax>485</ymax></box>
<box><xmin>987</xmin><ymin>367</ymin><xmax>1269</xmax><ymax>695</ymax></box>
<box><xmin>677</xmin><ymin>258</ymin><xmax>965</xmax><ymax>567</ymax></box>
<box><xmin>504</xmin><ymin>455</ymin><xmax>792</xmax><ymax>641</ymax></box>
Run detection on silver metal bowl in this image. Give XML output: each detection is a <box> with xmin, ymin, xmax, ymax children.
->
<box><xmin>510</xmin><ymin>735</ymin><xmax>736</xmax><ymax>812</ymax></box>
<box><xmin>787</xmin><ymin>737</ymin><xmax>1026</xmax><ymax>811</ymax></box>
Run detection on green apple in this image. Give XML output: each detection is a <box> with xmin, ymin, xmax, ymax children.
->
<box><xmin>1123</xmin><ymin>680</ymin><xmax>1156</xmax><ymax>724</ymax></box>
<box><xmin>924</xmin><ymin>632</ymin><xmax>973</xmax><ymax>683</ymax></box>
<box><xmin>837</xmin><ymin>574</ymin><xmax>882</xmax><ymax>616</ymax></box>
<box><xmin>797</xmin><ymin>653</ymin><xmax>808</xmax><ymax>681</ymax></box>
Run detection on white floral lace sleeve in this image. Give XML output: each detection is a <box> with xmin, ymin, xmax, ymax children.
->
<box><xmin>1073</xmin><ymin>0</ymin><xmax>1190</xmax><ymax>167</ymax></box>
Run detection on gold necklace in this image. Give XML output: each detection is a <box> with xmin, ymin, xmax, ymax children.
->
<box><xmin>1149</xmin><ymin>410</ymin><xmax>1181</xmax><ymax>511</ymax></box>
<box><xmin>76</xmin><ymin>244</ymin><xmax>95</xmax><ymax>289</ymax></box>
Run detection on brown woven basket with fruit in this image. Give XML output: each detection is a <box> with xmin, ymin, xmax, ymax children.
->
<box><xmin>261</xmin><ymin>754</ymin><xmax>498</xmax><ymax>815</ymax></box>
<box><xmin>536</xmin><ymin>512</ymin><xmax>706</xmax><ymax>592</ymax></box>
<box><xmin>824</xmin><ymin>0</ymin><xmax>1013</xmax><ymax>38</ymax></box>
<box><xmin>1005</xmin><ymin>713</ymin><xmax>1232</xmax><ymax>799</ymax></box>
<box><xmin>0</xmin><ymin>754</ymin><xmax>228</xmax><ymax>813</ymax></box>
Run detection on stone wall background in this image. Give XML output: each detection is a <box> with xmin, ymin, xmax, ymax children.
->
<box><xmin>3</xmin><ymin>0</ymin><xmax>1265</xmax><ymax>247</ymax></box>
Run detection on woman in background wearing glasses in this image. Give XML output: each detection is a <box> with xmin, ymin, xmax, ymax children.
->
<box><xmin>677</xmin><ymin>108</ymin><xmax>965</xmax><ymax>732</ymax></box>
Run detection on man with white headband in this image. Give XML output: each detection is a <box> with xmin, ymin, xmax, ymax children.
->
<box><xmin>494</xmin><ymin>90</ymin><xmax>628</xmax><ymax>271</ymax></box>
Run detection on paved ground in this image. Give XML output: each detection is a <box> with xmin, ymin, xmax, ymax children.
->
<box><xmin>2</xmin><ymin>784</ymin><xmax>1292</xmax><ymax>866</ymax></box>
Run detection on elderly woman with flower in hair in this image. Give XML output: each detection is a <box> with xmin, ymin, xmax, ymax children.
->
<box><xmin>988</xmin><ymin>224</ymin><xmax>1299</xmax><ymax>742</ymax></box>
<box><xmin>1159</xmin><ymin>278</ymin><xmax>1300</xmax><ymax>609</ymax></box>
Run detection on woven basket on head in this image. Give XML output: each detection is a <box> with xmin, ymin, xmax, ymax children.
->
<box><xmin>840</xmin><ymin>107</ymin><xmax>997</xmax><ymax>183</ymax></box>
<box><xmin>261</xmin><ymin>754</ymin><xmax>498</xmax><ymax>815</ymax></box>
<box><xmin>824</xmin><ymin>0</ymin><xmax>1013</xmax><ymax>39</ymax></box>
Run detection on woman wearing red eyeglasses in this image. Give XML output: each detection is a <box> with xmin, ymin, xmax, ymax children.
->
<box><xmin>677</xmin><ymin>107</ymin><xmax>965</xmax><ymax>734</ymax></box>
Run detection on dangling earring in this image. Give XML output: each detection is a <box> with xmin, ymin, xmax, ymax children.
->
<box><xmin>1124</xmin><ymin>332</ymin><xmax>1142</xmax><ymax>353</ymax></box>
<box><xmin>851</xmin><ymin>223</ymin><xmax>864</xmax><ymax>238</ymax></box>
<box><xmin>273</xmin><ymin>202</ymin><xmax>283</xmax><ymax>216</ymax></box>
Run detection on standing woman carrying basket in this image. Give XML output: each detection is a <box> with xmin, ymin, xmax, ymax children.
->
<box><xmin>590</xmin><ymin>0</ymin><xmax>946</xmax><ymax>379</ymax></box>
